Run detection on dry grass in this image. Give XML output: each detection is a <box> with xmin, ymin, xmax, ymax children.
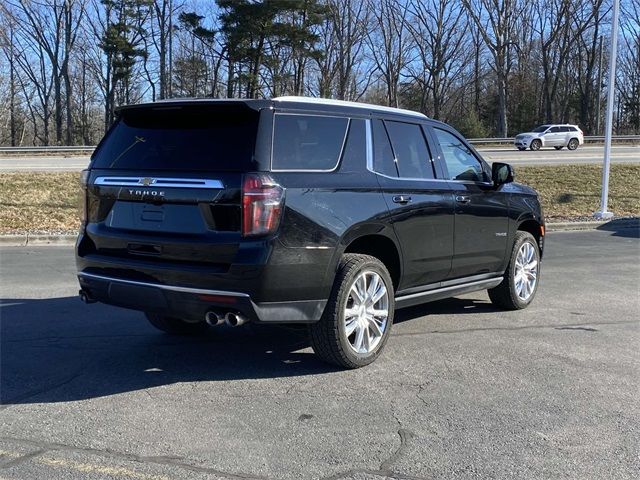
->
<box><xmin>0</xmin><ymin>166</ymin><xmax>638</xmax><ymax>234</ymax></box>
<box><xmin>515</xmin><ymin>164</ymin><xmax>640</xmax><ymax>221</ymax></box>
<box><xmin>0</xmin><ymin>172</ymin><xmax>82</xmax><ymax>234</ymax></box>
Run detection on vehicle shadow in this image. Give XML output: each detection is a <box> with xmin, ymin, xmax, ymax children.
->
<box><xmin>1</xmin><ymin>295</ymin><xmax>496</xmax><ymax>405</ymax></box>
<box><xmin>596</xmin><ymin>217</ymin><xmax>640</xmax><ymax>239</ymax></box>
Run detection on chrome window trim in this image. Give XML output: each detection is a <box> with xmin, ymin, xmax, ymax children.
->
<box><xmin>270</xmin><ymin>113</ymin><xmax>350</xmax><ymax>173</ymax></box>
<box><xmin>365</xmin><ymin>119</ymin><xmax>464</xmax><ymax>184</ymax></box>
<box><xmin>94</xmin><ymin>177</ymin><xmax>224</xmax><ymax>189</ymax></box>
<box><xmin>78</xmin><ymin>272</ymin><xmax>250</xmax><ymax>298</ymax></box>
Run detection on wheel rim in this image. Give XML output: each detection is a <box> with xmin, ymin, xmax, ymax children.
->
<box><xmin>532</xmin><ymin>141</ymin><xmax>541</xmax><ymax>150</ymax></box>
<box><xmin>569</xmin><ymin>139</ymin><xmax>577</xmax><ymax>149</ymax></box>
<box><xmin>514</xmin><ymin>242</ymin><xmax>539</xmax><ymax>301</ymax></box>
<box><xmin>343</xmin><ymin>271</ymin><xmax>389</xmax><ymax>354</ymax></box>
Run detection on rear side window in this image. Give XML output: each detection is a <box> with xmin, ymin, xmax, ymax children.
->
<box><xmin>272</xmin><ymin>114</ymin><xmax>348</xmax><ymax>170</ymax></box>
<box><xmin>384</xmin><ymin>121</ymin><xmax>434</xmax><ymax>179</ymax></box>
<box><xmin>372</xmin><ymin>119</ymin><xmax>398</xmax><ymax>177</ymax></box>
<box><xmin>91</xmin><ymin>105</ymin><xmax>259</xmax><ymax>171</ymax></box>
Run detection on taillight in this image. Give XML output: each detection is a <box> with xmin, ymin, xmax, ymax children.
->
<box><xmin>79</xmin><ymin>169</ymin><xmax>89</xmax><ymax>224</ymax></box>
<box><xmin>242</xmin><ymin>173</ymin><xmax>284</xmax><ymax>236</ymax></box>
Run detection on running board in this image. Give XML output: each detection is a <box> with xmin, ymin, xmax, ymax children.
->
<box><xmin>395</xmin><ymin>277</ymin><xmax>503</xmax><ymax>309</ymax></box>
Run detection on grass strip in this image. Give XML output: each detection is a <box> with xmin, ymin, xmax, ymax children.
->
<box><xmin>0</xmin><ymin>165</ymin><xmax>638</xmax><ymax>234</ymax></box>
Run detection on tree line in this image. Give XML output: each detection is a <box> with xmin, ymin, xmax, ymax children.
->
<box><xmin>0</xmin><ymin>0</ymin><xmax>638</xmax><ymax>147</ymax></box>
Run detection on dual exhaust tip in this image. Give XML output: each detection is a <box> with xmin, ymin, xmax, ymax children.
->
<box><xmin>205</xmin><ymin>311</ymin><xmax>247</xmax><ymax>328</ymax></box>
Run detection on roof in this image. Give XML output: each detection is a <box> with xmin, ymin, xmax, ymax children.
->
<box><xmin>116</xmin><ymin>96</ymin><xmax>429</xmax><ymax>120</ymax></box>
<box><xmin>273</xmin><ymin>96</ymin><xmax>428</xmax><ymax>120</ymax></box>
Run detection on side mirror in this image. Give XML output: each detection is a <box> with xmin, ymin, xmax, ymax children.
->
<box><xmin>492</xmin><ymin>162</ymin><xmax>514</xmax><ymax>187</ymax></box>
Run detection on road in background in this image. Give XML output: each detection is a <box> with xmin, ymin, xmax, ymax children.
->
<box><xmin>1</xmin><ymin>227</ymin><xmax>638</xmax><ymax>479</ymax></box>
<box><xmin>0</xmin><ymin>145</ymin><xmax>638</xmax><ymax>172</ymax></box>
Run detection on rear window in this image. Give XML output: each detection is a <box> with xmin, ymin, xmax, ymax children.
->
<box><xmin>272</xmin><ymin>114</ymin><xmax>348</xmax><ymax>170</ymax></box>
<box><xmin>91</xmin><ymin>105</ymin><xmax>259</xmax><ymax>171</ymax></box>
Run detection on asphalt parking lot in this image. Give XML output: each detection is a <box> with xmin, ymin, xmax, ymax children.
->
<box><xmin>1</xmin><ymin>227</ymin><xmax>638</xmax><ymax>479</ymax></box>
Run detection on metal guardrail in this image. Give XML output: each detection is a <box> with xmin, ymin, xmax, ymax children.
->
<box><xmin>467</xmin><ymin>135</ymin><xmax>640</xmax><ymax>144</ymax></box>
<box><xmin>0</xmin><ymin>135</ymin><xmax>638</xmax><ymax>154</ymax></box>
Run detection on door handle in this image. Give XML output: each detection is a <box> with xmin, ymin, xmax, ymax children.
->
<box><xmin>392</xmin><ymin>195</ymin><xmax>412</xmax><ymax>204</ymax></box>
<box><xmin>455</xmin><ymin>195</ymin><xmax>471</xmax><ymax>204</ymax></box>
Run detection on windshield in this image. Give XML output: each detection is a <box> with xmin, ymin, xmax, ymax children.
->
<box><xmin>532</xmin><ymin>125</ymin><xmax>550</xmax><ymax>133</ymax></box>
<box><xmin>91</xmin><ymin>105</ymin><xmax>259</xmax><ymax>171</ymax></box>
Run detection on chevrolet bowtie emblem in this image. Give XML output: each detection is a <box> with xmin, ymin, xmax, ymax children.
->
<box><xmin>139</xmin><ymin>178</ymin><xmax>156</xmax><ymax>186</ymax></box>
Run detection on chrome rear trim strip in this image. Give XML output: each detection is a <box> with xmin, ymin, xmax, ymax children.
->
<box><xmin>78</xmin><ymin>272</ymin><xmax>249</xmax><ymax>298</ymax></box>
<box><xmin>94</xmin><ymin>177</ymin><xmax>224</xmax><ymax>189</ymax></box>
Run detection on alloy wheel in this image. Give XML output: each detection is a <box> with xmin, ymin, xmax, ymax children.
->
<box><xmin>343</xmin><ymin>271</ymin><xmax>389</xmax><ymax>354</ymax></box>
<box><xmin>514</xmin><ymin>242</ymin><xmax>538</xmax><ymax>301</ymax></box>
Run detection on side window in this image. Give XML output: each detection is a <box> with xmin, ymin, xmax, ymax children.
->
<box><xmin>560</xmin><ymin>126</ymin><xmax>571</xmax><ymax>132</ymax></box>
<box><xmin>340</xmin><ymin>119</ymin><xmax>366</xmax><ymax>168</ymax></box>
<box><xmin>434</xmin><ymin>128</ymin><xmax>488</xmax><ymax>182</ymax></box>
<box><xmin>384</xmin><ymin>121</ymin><xmax>434</xmax><ymax>179</ymax></box>
<box><xmin>272</xmin><ymin>114</ymin><xmax>348</xmax><ymax>170</ymax></box>
<box><xmin>372</xmin><ymin>119</ymin><xmax>398</xmax><ymax>177</ymax></box>
<box><xmin>549</xmin><ymin>126</ymin><xmax>562</xmax><ymax>133</ymax></box>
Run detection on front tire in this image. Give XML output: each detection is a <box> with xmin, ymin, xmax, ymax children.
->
<box><xmin>145</xmin><ymin>313</ymin><xmax>208</xmax><ymax>335</ymax></box>
<box><xmin>530</xmin><ymin>139</ymin><xmax>542</xmax><ymax>151</ymax></box>
<box><xmin>567</xmin><ymin>138</ymin><xmax>579</xmax><ymax>150</ymax></box>
<box><xmin>554</xmin><ymin>146</ymin><xmax>563</xmax><ymax>150</ymax></box>
<box><xmin>488</xmin><ymin>231</ymin><xmax>540</xmax><ymax>310</ymax></box>
<box><xmin>309</xmin><ymin>254</ymin><xmax>394</xmax><ymax>369</ymax></box>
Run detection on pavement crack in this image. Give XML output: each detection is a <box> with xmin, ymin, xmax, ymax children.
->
<box><xmin>0</xmin><ymin>449</ymin><xmax>46</xmax><ymax>469</ymax></box>
<box><xmin>0</xmin><ymin>436</ymin><xmax>268</xmax><ymax>480</ymax></box>
<box><xmin>391</xmin><ymin>319</ymin><xmax>638</xmax><ymax>337</ymax></box>
<box><xmin>380</xmin><ymin>428</ymin><xmax>415</xmax><ymax>472</ymax></box>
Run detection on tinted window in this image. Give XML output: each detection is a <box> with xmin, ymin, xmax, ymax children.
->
<box><xmin>372</xmin><ymin>119</ymin><xmax>398</xmax><ymax>177</ymax></box>
<box><xmin>570</xmin><ymin>126</ymin><xmax>579</xmax><ymax>132</ymax></box>
<box><xmin>434</xmin><ymin>128</ymin><xmax>487</xmax><ymax>182</ymax></box>
<box><xmin>532</xmin><ymin>125</ymin><xmax>550</xmax><ymax>133</ymax></box>
<box><xmin>92</xmin><ymin>105</ymin><xmax>258</xmax><ymax>171</ymax></box>
<box><xmin>272</xmin><ymin>114</ymin><xmax>348</xmax><ymax>170</ymax></box>
<box><xmin>385</xmin><ymin>121</ymin><xmax>434</xmax><ymax>179</ymax></box>
<box><xmin>340</xmin><ymin>119</ymin><xmax>366</xmax><ymax>169</ymax></box>
<box><xmin>549</xmin><ymin>126</ymin><xmax>562</xmax><ymax>133</ymax></box>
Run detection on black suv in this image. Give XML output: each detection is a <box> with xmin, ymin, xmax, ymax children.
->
<box><xmin>76</xmin><ymin>97</ymin><xmax>544</xmax><ymax>368</ymax></box>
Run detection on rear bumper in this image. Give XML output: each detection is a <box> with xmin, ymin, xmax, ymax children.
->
<box><xmin>78</xmin><ymin>271</ymin><xmax>326</xmax><ymax>323</ymax></box>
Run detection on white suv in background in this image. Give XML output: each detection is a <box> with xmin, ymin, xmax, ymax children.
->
<box><xmin>514</xmin><ymin>124</ymin><xmax>584</xmax><ymax>151</ymax></box>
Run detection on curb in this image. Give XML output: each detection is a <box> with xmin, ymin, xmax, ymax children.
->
<box><xmin>545</xmin><ymin>218</ymin><xmax>639</xmax><ymax>232</ymax></box>
<box><xmin>0</xmin><ymin>219</ymin><xmax>637</xmax><ymax>246</ymax></box>
<box><xmin>0</xmin><ymin>234</ymin><xmax>77</xmax><ymax>246</ymax></box>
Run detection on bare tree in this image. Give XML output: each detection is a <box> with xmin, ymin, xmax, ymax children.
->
<box><xmin>406</xmin><ymin>0</ymin><xmax>467</xmax><ymax>119</ymax></box>
<box><xmin>366</xmin><ymin>0</ymin><xmax>412</xmax><ymax>107</ymax></box>
<box><xmin>462</xmin><ymin>0</ymin><xmax>520</xmax><ymax>136</ymax></box>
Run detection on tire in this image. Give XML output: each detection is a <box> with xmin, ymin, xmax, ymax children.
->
<box><xmin>554</xmin><ymin>146</ymin><xmax>563</xmax><ymax>150</ymax></box>
<box><xmin>309</xmin><ymin>254</ymin><xmax>394</xmax><ymax>369</ymax></box>
<box><xmin>530</xmin><ymin>139</ymin><xmax>542</xmax><ymax>151</ymax></box>
<box><xmin>488</xmin><ymin>231</ymin><xmax>540</xmax><ymax>310</ymax></box>
<box><xmin>517</xmin><ymin>147</ymin><xmax>526</xmax><ymax>151</ymax></box>
<box><xmin>145</xmin><ymin>313</ymin><xmax>208</xmax><ymax>335</ymax></box>
<box><xmin>567</xmin><ymin>138</ymin><xmax>579</xmax><ymax>150</ymax></box>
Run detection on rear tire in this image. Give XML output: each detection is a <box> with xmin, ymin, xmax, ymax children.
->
<box><xmin>145</xmin><ymin>313</ymin><xmax>208</xmax><ymax>335</ymax></box>
<box><xmin>567</xmin><ymin>138</ymin><xmax>579</xmax><ymax>150</ymax></box>
<box><xmin>309</xmin><ymin>254</ymin><xmax>394</xmax><ymax>369</ymax></box>
<box><xmin>554</xmin><ymin>146</ymin><xmax>563</xmax><ymax>150</ymax></box>
<box><xmin>530</xmin><ymin>139</ymin><xmax>542</xmax><ymax>151</ymax></box>
<box><xmin>488</xmin><ymin>231</ymin><xmax>540</xmax><ymax>310</ymax></box>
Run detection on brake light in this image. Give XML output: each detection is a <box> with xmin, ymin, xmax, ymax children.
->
<box><xmin>79</xmin><ymin>169</ymin><xmax>89</xmax><ymax>224</ymax></box>
<box><xmin>242</xmin><ymin>173</ymin><xmax>284</xmax><ymax>236</ymax></box>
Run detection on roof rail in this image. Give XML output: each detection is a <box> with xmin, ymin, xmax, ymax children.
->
<box><xmin>273</xmin><ymin>96</ymin><xmax>428</xmax><ymax>120</ymax></box>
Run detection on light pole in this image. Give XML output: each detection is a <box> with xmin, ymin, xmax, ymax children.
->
<box><xmin>594</xmin><ymin>0</ymin><xmax>620</xmax><ymax>220</ymax></box>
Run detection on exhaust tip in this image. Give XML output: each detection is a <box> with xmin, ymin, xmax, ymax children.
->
<box><xmin>79</xmin><ymin>289</ymin><xmax>96</xmax><ymax>304</ymax></box>
<box><xmin>205</xmin><ymin>311</ymin><xmax>225</xmax><ymax>327</ymax></box>
<box><xmin>224</xmin><ymin>312</ymin><xmax>247</xmax><ymax>327</ymax></box>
